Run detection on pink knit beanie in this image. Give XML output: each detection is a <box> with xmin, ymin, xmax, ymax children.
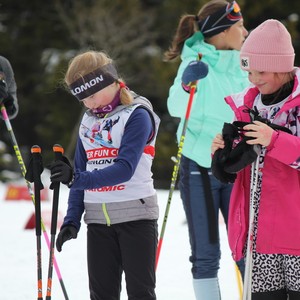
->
<box><xmin>240</xmin><ymin>19</ymin><xmax>295</xmax><ymax>72</ymax></box>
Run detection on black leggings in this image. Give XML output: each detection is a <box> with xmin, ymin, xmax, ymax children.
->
<box><xmin>252</xmin><ymin>289</ymin><xmax>300</xmax><ymax>300</ymax></box>
<box><xmin>87</xmin><ymin>220</ymin><xmax>157</xmax><ymax>300</ymax></box>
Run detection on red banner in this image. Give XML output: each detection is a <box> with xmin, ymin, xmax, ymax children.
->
<box><xmin>5</xmin><ymin>184</ymin><xmax>49</xmax><ymax>201</ymax></box>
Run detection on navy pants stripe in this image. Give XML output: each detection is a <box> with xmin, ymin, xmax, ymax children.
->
<box><xmin>87</xmin><ymin>220</ymin><xmax>157</xmax><ymax>300</ymax></box>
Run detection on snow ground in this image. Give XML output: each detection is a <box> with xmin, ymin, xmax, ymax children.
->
<box><xmin>0</xmin><ymin>177</ymin><xmax>241</xmax><ymax>300</ymax></box>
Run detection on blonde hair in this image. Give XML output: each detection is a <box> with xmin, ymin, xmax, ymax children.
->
<box><xmin>65</xmin><ymin>50</ymin><xmax>133</xmax><ymax>105</ymax></box>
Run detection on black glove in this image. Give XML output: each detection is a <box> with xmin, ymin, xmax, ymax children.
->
<box><xmin>211</xmin><ymin>123</ymin><xmax>239</xmax><ymax>184</ymax></box>
<box><xmin>224</xmin><ymin>136</ymin><xmax>261</xmax><ymax>174</ymax></box>
<box><xmin>0</xmin><ymin>77</ymin><xmax>16</xmax><ymax>115</ymax></box>
<box><xmin>2</xmin><ymin>94</ymin><xmax>15</xmax><ymax>110</ymax></box>
<box><xmin>0</xmin><ymin>77</ymin><xmax>8</xmax><ymax>102</ymax></box>
<box><xmin>56</xmin><ymin>225</ymin><xmax>78</xmax><ymax>252</ymax></box>
<box><xmin>213</xmin><ymin>108</ymin><xmax>293</xmax><ymax>181</ymax></box>
<box><xmin>49</xmin><ymin>155</ymin><xmax>74</xmax><ymax>186</ymax></box>
<box><xmin>25</xmin><ymin>155</ymin><xmax>44</xmax><ymax>190</ymax></box>
<box><xmin>212</xmin><ymin>149</ymin><xmax>237</xmax><ymax>184</ymax></box>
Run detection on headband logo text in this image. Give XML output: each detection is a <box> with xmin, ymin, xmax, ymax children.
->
<box><xmin>71</xmin><ymin>75</ymin><xmax>104</xmax><ymax>96</ymax></box>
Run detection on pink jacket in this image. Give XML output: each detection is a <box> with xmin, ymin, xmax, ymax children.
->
<box><xmin>225</xmin><ymin>68</ymin><xmax>300</xmax><ymax>261</ymax></box>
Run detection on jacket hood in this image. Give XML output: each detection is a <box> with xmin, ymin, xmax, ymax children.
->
<box><xmin>282</xmin><ymin>67</ymin><xmax>300</xmax><ymax>109</ymax></box>
<box><xmin>182</xmin><ymin>31</ymin><xmax>243</xmax><ymax>76</ymax></box>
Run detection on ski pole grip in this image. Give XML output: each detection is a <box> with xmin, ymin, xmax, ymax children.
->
<box><xmin>53</xmin><ymin>144</ymin><xmax>64</xmax><ymax>161</ymax></box>
<box><xmin>31</xmin><ymin>145</ymin><xmax>42</xmax><ymax>155</ymax></box>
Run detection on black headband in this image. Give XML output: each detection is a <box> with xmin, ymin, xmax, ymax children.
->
<box><xmin>69</xmin><ymin>63</ymin><xmax>118</xmax><ymax>101</ymax></box>
<box><xmin>197</xmin><ymin>1</ymin><xmax>242</xmax><ymax>38</ymax></box>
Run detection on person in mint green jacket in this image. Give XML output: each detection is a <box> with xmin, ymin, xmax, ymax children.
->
<box><xmin>165</xmin><ymin>1</ymin><xmax>249</xmax><ymax>299</ymax></box>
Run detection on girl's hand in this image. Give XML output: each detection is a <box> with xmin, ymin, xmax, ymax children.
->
<box><xmin>243</xmin><ymin>120</ymin><xmax>274</xmax><ymax>147</ymax></box>
<box><xmin>211</xmin><ymin>133</ymin><xmax>225</xmax><ymax>154</ymax></box>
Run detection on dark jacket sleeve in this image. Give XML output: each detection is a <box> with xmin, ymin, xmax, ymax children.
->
<box><xmin>0</xmin><ymin>56</ymin><xmax>18</xmax><ymax>119</ymax></box>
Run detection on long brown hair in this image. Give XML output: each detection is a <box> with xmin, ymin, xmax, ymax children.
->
<box><xmin>164</xmin><ymin>0</ymin><xmax>229</xmax><ymax>61</ymax></box>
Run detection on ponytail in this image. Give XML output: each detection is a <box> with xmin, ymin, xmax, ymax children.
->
<box><xmin>164</xmin><ymin>0</ymin><xmax>230</xmax><ymax>61</ymax></box>
<box><xmin>118</xmin><ymin>80</ymin><xmax>133</xmax><ymax>105</ymax></box>
<box><xmin>164</xmin><ymin>14</ymin><xmax>196</xmax><ymax>61</ymax></box>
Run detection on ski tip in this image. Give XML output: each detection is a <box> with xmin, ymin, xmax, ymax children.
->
<box><xmin>31</xmin><ymin>145</ymin><xmax>41</xmax><ymax>153</ymax></box>
<box><xmin>53</xmin><ymin>144</ymin><xmax>64</xmax><ymax>154</ymax></box>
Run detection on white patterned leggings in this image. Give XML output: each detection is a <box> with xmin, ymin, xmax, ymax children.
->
<box><xmin>252</xmin><ymin>252</ymin><xmax>300</xmax><ymax>293</ymax></box>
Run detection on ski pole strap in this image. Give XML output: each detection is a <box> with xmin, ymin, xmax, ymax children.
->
<box><xmin>31</xmin><ymin>145</ymin><xmax>44</xmax><ymax>237</ymax></box>
<box><xmin>198</xmin><ymin>166</ymin><xmax>218</xmax><ymax>244</ymax></box>
<box><xmin>31</xmin><ymin>145</ymin><xmax>44</xmax><ymax>190</ymax></box>
<box><xmin>51</xmin><ymin>144</ymin><xmax>64</xmax><ymax>235</ymax></box>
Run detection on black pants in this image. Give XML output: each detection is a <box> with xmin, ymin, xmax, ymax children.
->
<box><xmin>87</xmin><ymin>220</ymin><xmax>157</xmax><ymax>300</ymax></box>
<box><xmin>252</xmin><ymin>289</ymin><xmax>300</xmax><ymax>300</ymax></box>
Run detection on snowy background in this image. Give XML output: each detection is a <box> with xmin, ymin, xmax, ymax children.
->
<box><xmin>0</xmin><ymin>173</ymin><xmax>242</xmax><ymax>300</ymax></box>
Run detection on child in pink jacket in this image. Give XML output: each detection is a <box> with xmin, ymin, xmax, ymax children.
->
<box><xmin>212</xmin><ymin>19</ymin><xmax>300</xmax><ymax>300</ymax></box>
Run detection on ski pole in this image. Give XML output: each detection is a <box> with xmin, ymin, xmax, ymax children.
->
<box><xmin>155</xmin><ymin>55</ymin><xmax>208</xmax><ymax>270</ymax></box>
<box><xmin>31</xmin><ymin>145</ymin><xmax>44</xmax><ymax>300</ymax></box>
<box><xmin>46</xmin><ymin>144</ymin><xmax>64</xmax><ymax>300</ymax></box>
<box><xmin>0</xmin><ymin>105</ymin><xmax>69</xmax><ymax>299</ymax></box>
<box><xmin>242</xmin><ymin>157</ymin><xmax>259</xmax><ymax>300</ymax></box>
<box><xmin>155</xmin><ymin>85</ymin><xmax>196</xmax><ymax>270</ymax></box>
<box><xmin>235</xmin><ymin>263</ymin><xmax>243</xmax><ymax>300</ymax></box>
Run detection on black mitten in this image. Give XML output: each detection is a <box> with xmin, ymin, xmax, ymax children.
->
<box><xmin>49</xmin><ymin>155</ymin><xmax>74</xmax><ymax>187</ymax></box>
<box><xmin>219</xmin><ymin>122</ymin><xmax>239</xmax><ymax>162</ymax></box>
<box><xmin>224</xmin><ymin>138</ymin><xmax>261</xmax><ymax>174</ymax></box>
<box><xmin>2</xmin><ymin>94</ymin><xmax>15</xmax><ymax>110</ymax></box>
<box><xmin>25</xmin><ymin>155</ymin><xmax>44</xmax><ymax>190</ymax></box>
<box><xmin>211</xmin><ymin>149</ymin><xmax>237</xmax><ymax>184</ymax></box>
<box><xmin>0</xmin><ymin>77</ymin><xmax>8</xmax><ymax>101</ymax></box>
<box><xmin>0</xmin><ymin>77</ymin><xmax>17</xmax><ymax>117</ymax></box>
<box><xmin>56</xmin><ymin>225</ymin><xmax>78</xmax><ymax>252</ymax></box>
<box><xmin>219</xmin><ymin>108</ymin><xmax>292</xmax><ymax>175</ymax></box>
<box><xmin>219</xmin><ymin>121</ymin><xmax>259</xmax><ymax>173</ymax></box>
<box><xmin>211</xmin><ymin>123</ymin><xmax>239</xmax><ymax>184</ymax></box>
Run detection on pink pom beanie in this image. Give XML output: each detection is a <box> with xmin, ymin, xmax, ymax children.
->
<box><xmin>240</xmin><ymin>19</ymin><xmax>295</xmax><ymax>72</ymax></box>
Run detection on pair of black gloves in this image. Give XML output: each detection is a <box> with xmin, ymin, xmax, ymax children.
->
<box><xmin>49</xmin><ymin>156</ymin><xmax>78</xmax><ymax>252</ymax></box>
<box><xmin>211</xmin><ymin>122</ymin><xmax>261</xmax><ymax>184</ymax></box>
<box><xmin>211</xmin><ymin>116</ymin><xmax>292</xmax><ymax>184</ymax></box>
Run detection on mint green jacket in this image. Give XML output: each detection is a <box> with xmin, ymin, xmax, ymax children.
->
<box><xmin>167</xmin><ymin>32</ymin><xmax>249</xmax><ymax>167</ymax></box>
